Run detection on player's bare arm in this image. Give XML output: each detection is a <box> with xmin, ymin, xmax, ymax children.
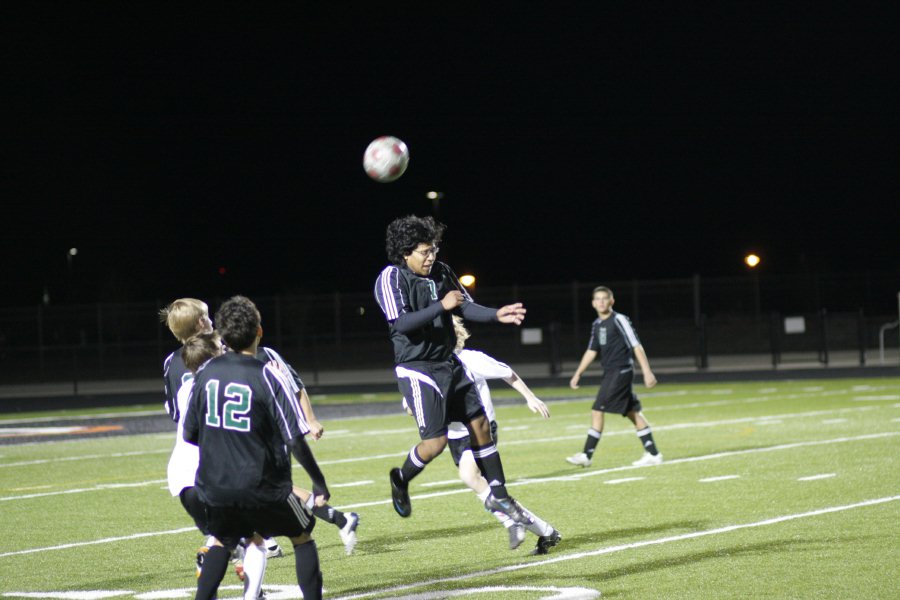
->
<box><xmin>633</xmin><ymin>345</ymin><xmax>657</xmax><ymax>388</ymax></box>
<box><xmin>570</xmin><ymin>349</ymin><xmax>598</xmax><ymax>389</ymax></box>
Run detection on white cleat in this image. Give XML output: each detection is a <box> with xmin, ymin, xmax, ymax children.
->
<box><xmin>565</xmin><ymin>452</ymin><xmax>592</xmax><ymax>467</ymax></box>
<box><xmin>264</xmin><ymin>541</ymin><xmax>283</xmax><ymax>559</ymax></box>
<box><xmin>339</xmin><ymin>512</ymin><xmax>360</xmax><ymax>555</ymax></box>
<box><xmin>632</xmin><ymin>451</ymin><xmax>663</xmax><ymax>466</ymax></box>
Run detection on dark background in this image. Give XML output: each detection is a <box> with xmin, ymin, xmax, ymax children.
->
<box><xmin>2</xmin><ymin>3</ymin><xmax>897</xmax><ymax>309</ymax></box>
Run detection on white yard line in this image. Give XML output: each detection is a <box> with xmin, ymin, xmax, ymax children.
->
<box><xmin>328</xmin><ymin>495</ymin><xmax>900</xmax><ymax>600</ymax></box>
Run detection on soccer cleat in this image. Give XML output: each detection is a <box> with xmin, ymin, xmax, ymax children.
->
<box><xmin>531</xmin><ymin>528</ymin><xmax>561</xmax><ymax>555</ymax></box>
<box><xmin>389</xmin><ymin>468</ymin><xmax>412</xmax><ymax>517</ymax></box>
<box><xmin>264</xmin><ymin>542</ymin><xmax>283</xmax><ymax>559</ymax></box>
<box><xmin>565</xmin><ymin>452</ymin><xmax>592</xmax><ymax>467</ymax></box>
<box><xmin>632</xmin><ymin>451</ymin><xmax>663</xmax><ymax>466</ymax></box>
<box><xmin>195</xmin><ymin>546</ymin><xmax>209</xmax><ymax>578</ymax></box>
<box><xmin>339</xmin><ymin>512</ymin><xmax>360</xmax><ymax>555</ymax></box>
<box><xmin>484</xmin><ymin>493</ymin><xmax>534</xmax><ymax>526</ymax></box>
<box><xmin>508</xmin><ymin>523</ymin><xmax>526</xmax><ymax>550</ymax></box>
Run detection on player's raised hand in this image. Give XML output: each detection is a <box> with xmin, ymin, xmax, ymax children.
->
<box><xmin>496</xmin><ymin>303</ymin><xmax>526</xmax><ymax>325</ymax></box>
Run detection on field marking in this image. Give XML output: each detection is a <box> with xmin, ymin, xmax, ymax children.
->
<box><xmin>798</xmin><ymin>473</ymin><xmax>836</xmax><ymax>481</ymax></box>
<box><xmin>0</xmin><ymin>433</ymin><xmax>896</xmax><ymax>560</ymax></box>
<box><xmin>327</xmin><ymin>495</ymin><xmax>900</xmax><ymax>600</ymax></box>
<box><xmin>851</xmin><ymin>395</ymin><xmax>900</xmax><ymax>401</ymax></box>
<box><xmin>603</xmin><ymin>477</ymin><xmax>644</xmax><ymax>485</ymax></box>
<box><xmin>699</xmin><ymin>475</ymin><xmax>740</xmax><ymax>482</ymax></box>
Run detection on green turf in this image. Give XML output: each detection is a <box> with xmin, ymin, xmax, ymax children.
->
<box><xmin>1</xmin><ymin>377</ymin><xmax>898</xmax><ymax>599</ymax></box>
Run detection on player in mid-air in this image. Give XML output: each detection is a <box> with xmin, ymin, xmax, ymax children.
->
<box><xmin>446</xmin><ymin>316</ymin><xmax>561</xmax><ymax>554</ymax></box>
<box><xmin>566</xmin><ymin>286</ymin><xmax>662</xmax><ymax>467</ymax></box>
<box><xmin>374</xmin><ymin>214</ymin><xmax>533</xmax><ymax>524</ymax></box>
<box><xmin>183</xmin><ymin>295</ymin><xmax>328</xmax><ymax>600</ymax></box>
<box><xmin>160</xmin><ymin>299</ymin><xmax>359</xmax><ymax>560</ymax></box>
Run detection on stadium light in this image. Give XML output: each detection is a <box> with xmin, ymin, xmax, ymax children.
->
<box><xmin>459</xmin><ymin>274</ymin><xmax>476</xmax><ymax>288</ymax></box>
<box><xmin>744</xmin><ymin>253</ymin><xmax>761</xmax><ymax>268</ymax></box>
<box><xmin>426</xmin><ymin>191</ymin><xmax>444</xmax><ymax>217</ymax></box>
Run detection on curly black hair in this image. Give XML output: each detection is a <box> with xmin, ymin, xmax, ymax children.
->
<box><xmin>385</xmin><ymin>215</ymin><xmax>446</xmax><ymax>266</ymax></box>
<box><xmin>214</xmin><ymin>295</ymin><xmax>261</xmax><ymax>352</ymax></box>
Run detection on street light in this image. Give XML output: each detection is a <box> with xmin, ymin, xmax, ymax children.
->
<box><xmin>744</xmin><ymin>253</ymin><xmax>762</xmax><ymax>334</ymax></box>
<box><xmin>426</xmin><ymin>191</ymin><xmax>444</xmax><ymax>217</ymax></box>
<box><xmin>67</xmin><ymin>247</ymin><xmax>78</xmax><ymax>302</ymax></box>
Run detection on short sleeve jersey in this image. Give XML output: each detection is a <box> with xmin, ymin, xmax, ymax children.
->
<box><xmin>374</xmin><ymin>261</ymin><xmax>472</xmax><ymax>364</ymax></box>
<box><xmin>183</xmin><ymin>352</ymin><xmax>310</xmax><ymax>507</ymax></box>
<box><xmin>587</xmin><ymin>311</ymin><xmax>641</xmax><ymax>370</ymax></box>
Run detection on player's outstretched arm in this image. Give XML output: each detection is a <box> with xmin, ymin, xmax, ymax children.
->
<box><xmin>290</xmin><ymin>436</ymin><xmax>330</xmax><ymax>502</ymax></box>
<box><xmin>503</xmin><ymin>371</ymin><xmax>550</xmax><ymax>418</ymax></box>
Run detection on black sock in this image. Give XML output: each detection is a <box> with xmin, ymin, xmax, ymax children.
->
<box><xmin>313</xmin><ymin>505</ymin><xmax>347</xmax><ymax>529</ymax></box>
<box><xmin>399</xmin><ymin>446</ymin><xmax>428</xmax><ymax>483</ymax></box>
<box><xmin>471</xmin><ymin>443</ymin><xmax>509</xmax><ymax>499</ymax></box>
<box><xmin>294</xmin><ymin>540</ymin><xmax>323</xmax><ymax>600</ymax></box>
<box><xmin>195</xmin><ymin>545</ymin><xmax>229</xmax><ymax>600</ymax></box>
<box><xmin>637</xmin><ymin>427</ymin><xmax>659</xmax><ymax>455</ymax></box>
<box><xmin>584</xmin><ymin>428</ymin><xmax>601</xmax><ymax>458</ymax></box>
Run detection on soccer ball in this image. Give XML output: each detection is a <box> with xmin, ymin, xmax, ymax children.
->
<box><xmin>363</xmin><ymin>136</ymin><xmax>409</xmax><ymax>182</ymax></box>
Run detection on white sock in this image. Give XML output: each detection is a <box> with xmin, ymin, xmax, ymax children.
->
<box><xmin>242</xmin><ymin>542</ymin><xmax>267</xmax><ymax>600</ymax></box>
<box><xmin>525</xmin><ymin>511</ymin><xmax>554</xmax><ymax>537</ymax></box>
<box><xmin>204</xmin><ymin>535</ymin><xmax>216</xmax><ymax>548</ymax></box>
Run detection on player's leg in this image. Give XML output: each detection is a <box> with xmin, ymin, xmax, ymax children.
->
<box><xmin>390</xmin><ymin>367</ymin><xmax>449</xmax><ymax>516</ymax></box>
<box><xmin>241</xmin><ymin>534</ymin><xmax>267</xmax><ymax>600</ymax></box>
<box><xmin>195</xmin><ymin>541</ymin><xmax>231</xmax><ymax>600</ymax></box>
<box><xmin>278</xmin><ymin>492</ymin><xmax>321</xmax><ymax>600</ymax></box>
<box><xmin>456</xmin><ymin>446</ymin><xmax>527</xmax><ymax>549</ymax></box>
<box><xmin>566</xmin><ymin>399</ymin><xmax>605</xmax><ymax>467</ymax></box>
<box><xmin>629</xmin><ymin>405</ymin><xmax>662</xmax><ymax>465</ymax></box>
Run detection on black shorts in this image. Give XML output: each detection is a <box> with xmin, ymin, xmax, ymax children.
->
<box><xmin>447</xmin><ymin>420</ymin><xmax>498</xmax><ymax>466</ymax></box>
<box><xmin>592</xmin><ymin>367</ymin><xmax>642</xmax><ymax>416</ymax></box>
<box><xmin>396</xmin><ymin>356</ymin><xmax>485</xmax><ymax>440</ymax></box>
<box><xmin>205</xmin><ymin>491</ymin><xmax>315</xmax><ymax>549</ymax></box>
<box><xmin>179</xmin><ymin>486</ymin><xmax>209</xmax><ymax>535</ymax></box>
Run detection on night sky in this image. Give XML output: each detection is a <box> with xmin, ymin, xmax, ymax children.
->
<box><xmin>3</xmin><ymin>4</ymin><xmax>896</xmax><ymax>307</ymax></box>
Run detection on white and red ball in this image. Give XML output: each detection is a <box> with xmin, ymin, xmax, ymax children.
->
<box><xmin>363</xmin><ymin>136</ymin><xmax>409</xmax><ymax>182</ymax></box>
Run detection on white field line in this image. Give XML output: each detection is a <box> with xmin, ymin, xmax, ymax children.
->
<box><xmin>798</xmin><ymin>473</ymin><xmax>837</xmax><ymax>481</ymax></box>
<box><xmin>328</xmin><ymin>495</ymin><xmax>900</xmax><ymax>600</ymax></box>
<box><xmin>0</xmin><ymin>432</ymin><xmax>896</xmax><ymax>558</ymax></box>
<box><xmin>700</xmin><ymin>475</ymin><xmax>740</xmax><ymax>482</ymax></box>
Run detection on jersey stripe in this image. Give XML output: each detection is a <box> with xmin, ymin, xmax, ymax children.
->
<box><xmin>613</xmin><ymin>313</ymin><xmax>640</xmax><ymax>348</ymax></box>
<box><xmin>375</xmin><ymin>265</ymin><xmax>406</xmax><ymax>320</ymax></box>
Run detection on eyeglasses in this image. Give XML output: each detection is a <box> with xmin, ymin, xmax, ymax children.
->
<box><xmin>413</xmin><ymin>246</ymin><xmax>440</xmax><ymax>258</ymax></box>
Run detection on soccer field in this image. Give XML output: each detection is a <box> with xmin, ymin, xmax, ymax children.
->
<box><xmin>1</xmin><ymin>376</ymin><xmax>898</xmax><ymax>599</ymax></box>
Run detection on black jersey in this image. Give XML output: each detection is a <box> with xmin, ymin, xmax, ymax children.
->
<box><xmin>587</xmin><ymin>311</ymin><xmax>641</xmax><ymax>370</ymax></box>
<box><xmin>183</xmin><ymin>352</ymin><xmax>310</xmax><ymax>508</ymax></box>
<box><xmin>374</xmin><ymin>261</ymin><xmax>466</xmax><ymax>363</ymax></box>
<box><xmin>162</xmin><ymin>348</ymin><xmax>190</xmax><ymax>422</ymax></box>
<box><xmin>163</xmin><ymin>345</ymin><xmax>302</xmax><ymax>423</ymax></box>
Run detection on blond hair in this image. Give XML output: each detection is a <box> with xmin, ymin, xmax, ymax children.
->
<box><xmin>160</xmin><ymin>298</ymin><xmax>209</xmax><ymax>343</ymax></box>
<box><xmin>452</xmin><ymin>315</ymin><xmax>470</xmax><ymax>352</ymax></box>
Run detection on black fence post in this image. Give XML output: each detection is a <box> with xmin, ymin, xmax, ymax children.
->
<box><xmin>695</xmin><ymin>313</ymin><xmax>708</xmax><ymax>369</ymax></box>
<box><xmin>548</xmin><ymin>321</ymin><xmax>562</xmax><ymax>376</ymax></box>
<box><xmin>769</xmin><ymin>312</ymin><xmax>781</xmax><ymax>368</ymax></box>
<box><xmin>818</xmin><ymin>308</ymin><xmax>829</xmax><ymax>366</ymax></box>
<box><xmin>857</xmin><ymin>308</ymin><xmax>867</xmax><ymax>366</ymax></box>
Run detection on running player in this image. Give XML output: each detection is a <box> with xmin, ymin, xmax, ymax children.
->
<box><xmin>183</xmin><ymin>295</ymin><xmax>327</xmax><ymax>600</ymax></box>
<box><xmin>160</xmin><ymin>298</ymin><xmax>359</xmax><ymax>555</ymax></box>
<box><xmin>566</xmin><ymin>286</ymin><xmax>662</xmax><ymax>467</ymax></box>
<box><xmin>373</xmin><ymin>214</ymin><xmax>531</xmax><ymax>524</ymax></box>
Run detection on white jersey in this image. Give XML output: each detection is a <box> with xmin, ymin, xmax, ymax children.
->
<box><xmin>447</xmin><ymin>349</ymin><xmax>512</xmax><ymax>440</ymax></box>
<box><xmin>166</xmin><ymin>377</ymin><xmax>200</xmax><ymax>496</ymax></box>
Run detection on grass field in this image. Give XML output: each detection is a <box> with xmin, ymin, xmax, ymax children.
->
<box><xmin>1</xmin><ymin>376</ymin><xmax>898</xmax><ymax>599</ymax></box>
